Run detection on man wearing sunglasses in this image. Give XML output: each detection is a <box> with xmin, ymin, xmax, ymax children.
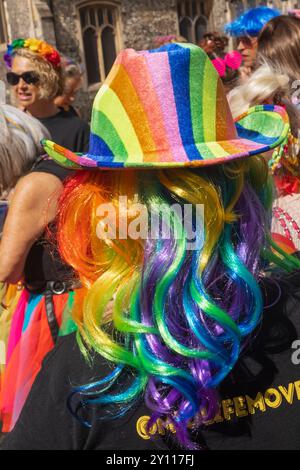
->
<box><xmin>225</xmin><ymin>6</ymin><xmax>280</xmax><ymax>75</ymax></box>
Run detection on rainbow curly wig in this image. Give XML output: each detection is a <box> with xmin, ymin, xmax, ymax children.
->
<box><xmin>56</xmin><ymin>157</ymin><xmax>300</xmax><ymax>449</ymax></box>
<box><xmin>225</xmin><ymin>6</ymin><xmax>280</xmax><ymax>37</ymax></box>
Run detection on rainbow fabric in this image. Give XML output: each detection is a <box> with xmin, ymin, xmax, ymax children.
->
<box><xmin>43</xmin><ymin>43</ymin><xmax>290</xmax><ymax>170</ymax></box>
<box><xmin>0</xmin><ymin>289</ymin><xmax>77</xmax><ymax>432</ymax></box>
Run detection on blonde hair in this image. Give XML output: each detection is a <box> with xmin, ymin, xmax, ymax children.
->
<box><xmin>228</xmin><ymin>64</ymin><xmax>289</xmax><ymax>119</ymax></box>
<box><xmin>0</xmin><ymin>104</ymin><xmax>50</xmax><ymax>195</ymax></box>
<box><xmin>227</xmin><ymin>64</ymin><xmax>300</xmax><ymax>139</ymax></box>
<box><xmin>228</xmin><ymin>64</ymin><xmax>300</xmax><ymax>180</ymax></box>
<box><xmin>13</xmin><ymin>48</ymin><xmax>64</xmax><ymax>99</ymax></box>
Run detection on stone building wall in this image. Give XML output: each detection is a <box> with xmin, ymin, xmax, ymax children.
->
<box><xmin>5</xmin><ymin>0</ymin><xmax>34</xmax><ymax>39</ymax></box>
<box><xmin>46</xmin><ymin>0</ymin><xmax>81</xmax><ymax>62</ymax></box>
<box><xmin>33</xmin><ymin>0</ymin><xmax>57</xmax><ymax>45</ymax></box>
<box><xmin>120</xmin><ymin>0</ymin><xmax>179</xmax><ymax>50</ymax></box>
<box><xmin>210</xmin><ymin>0</ymin><xmax>228</xmax><ymax>31</ymax></box>
<box><xmin>47</xmin><ymin>0</ymin><xmax>230</xmax><ymax>119</ymax></box>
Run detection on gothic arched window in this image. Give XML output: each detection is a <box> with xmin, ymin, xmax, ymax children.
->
<box><xmin>177</xmin><ymin>0</ymin><xmax>207</xmax><ymax>43</ymax></box>
<box><xmin>79</xmin><ymin>2</ymin><xmax>121</xmax><ymax>87</ymax></box>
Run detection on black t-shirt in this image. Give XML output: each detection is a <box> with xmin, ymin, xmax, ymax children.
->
<box><xmin>66</xmin><ymin>105</ymin><xmax>80</xmax><ymax>117</ymax></box>
<box><xmin>2</xmin><ymin>272</ymin><xmax>300</xmax><ymax>450</ymax></box>
<box><xmin>38</xmin><ymin>108</ymin><xmax>90</xmax><ymax>154</ymax></box>
<box><xmin>23</xmin><ymin>158</ymin><xmax>76</xmax><ymax>285</ymax></box>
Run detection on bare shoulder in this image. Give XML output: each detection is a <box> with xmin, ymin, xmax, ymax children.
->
<box><xmin>12</xmin><ymin>172</ymin><xmax>64</xmax><ymax>208</ymax></box>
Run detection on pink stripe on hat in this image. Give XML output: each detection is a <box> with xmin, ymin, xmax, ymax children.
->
<box><xmin>123</xmin><ymin>51</ymin><xmax>172</xmax><ymax>162</ymax></box>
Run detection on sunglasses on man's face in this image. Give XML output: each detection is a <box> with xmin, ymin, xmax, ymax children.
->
<box><xmin>6</xmin><ymin>71</ymin><xmax>40</xmax><ymax>86</ymax></box>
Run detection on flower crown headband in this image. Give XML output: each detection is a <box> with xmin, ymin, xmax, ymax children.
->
<box><xmin>4</xmin><ymin>38</ymin><xmax>61</xmax><ymax>69</ymax></box>
<box><xmin>211</xmin><ymin>51</ymin><xmax>242</xmax><ymax>78</ymax></box>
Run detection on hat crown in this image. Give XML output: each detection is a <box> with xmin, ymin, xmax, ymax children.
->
<box><xmin>89</xmin><ymin>43</ymin><xmax>237</xmax><ymax>165</ymax></box>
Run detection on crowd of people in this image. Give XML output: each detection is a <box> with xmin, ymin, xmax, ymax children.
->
<box><xmin>0</xmin><ymin>6</ymin><xmax>300</xmax><ymax>451</ymax></box>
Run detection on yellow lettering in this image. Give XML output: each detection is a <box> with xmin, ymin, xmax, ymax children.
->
<box><xmin>222</xmin><ymin>399</ymin><xmax>235</xmax><ymax>421</ymax></box>
<box><xmin>279</xmin><ymin>383</ymin><xmax>294</xmax><ymax>404</ymax></box>
<box><xmin>264</xmin><ymin>388</ymin><xmax>282</xmax><ymax>408</ymax></box>
<box><xmin>202</xmin><ymin>403</ymin><xmax>224</xmax><ymax>425</ymax></box>
<box><xmin>136</xmin><ymin>416</ymin><xmax>157</xmax><ymax>440</ymax></box>
<box><xmin>233</xmin><ymin>396</ymin><xmax>248</xmax><ymax>418</ymax></box>
<box><xmin>246</xmin><ymin>393</ymin><xmax>266</xmax><ymax>414</ymax></box>
<box><xmin>294</xmin><ymin>381</ymin><xmax>300</xmax><ymax>400</ymax></box>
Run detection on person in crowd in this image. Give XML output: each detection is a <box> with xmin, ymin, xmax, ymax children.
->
<box><xmin>0</xmin><ymin>130</ymin><xmax>79</xmax><ymax>432</ymax></box>
<box><xmin>4</xmin><ymin>38</ymin><xmax>89</xmax><ymax>153</ymax></box>
<box><xmin>0</xmin><ymin>105</ymin><xmax>50</xmax><ymax>402</ymax></box>
<box><xmin>225</xmin><ymin>6</ymin><xmax>280</xmax><ymax>82</ymax></box>
<box><xmin>228</xmin><ymin>61</ymin><xmax>300</xmax><ymax>253</ymax></box>
<box><xmin>2</xmin><ymin>44</ymin><xmax>299</xmax><ymax>451</ymax></box>
<box><xmin>55</xmin><ymin>56</ymin><xmax>84</xmax><ymax>116</ymax></box>
<box><xmin>215</xmin><ymin>34</ymin><xmax>229</xmax><ymax>57</ymax></box>
<box><xmin>211</xmin><ymin>49</ymin><xmax>242</xmax><ymax>93</ymax></box>
<box><xmin>255</xmin><ymin>15</ymin><xmax>300</xmax><ymax>253</ymax></box>
<box><xmin>199</xmin><ymin>32</ymin><xmax>229</xmax><ymax>59</ymax></box>
<box><xmin>228</xmin><ymin>64</ymin><xmax>290</xmax><ymax>119</ymax></box>
<box><xmin>0</xmin><ymin>43</ymin><xmax>85</xmax><ymax>432</ymax></box>
<box><xmin>0</xmin><ymin>104</ymin><xmax>50</xmax><ymax>199</ymax></box>
<box><xmin>199</xmin><ymin>32</ymin><xmax>217</xmax><ymax>58</ymax></box>
<box><xmin>200</xmin><ymin>32</ymin><xmax>241</xmax><ymax>92</ymax></box>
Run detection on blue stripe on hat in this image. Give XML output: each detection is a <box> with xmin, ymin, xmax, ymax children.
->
<box><xmin>167</xmin><ymin>45</ymin><xmax>201</xmax><ymax>161</ymax></box>
<box><xmin>89</xmin><ymin>133</ymin><xmax>114</xmax><ymax>162</ymax></box>
<box><xmin>236</xmin><ymin>123</ymin><xmax>278</xmax><ymax>145</ymax></box>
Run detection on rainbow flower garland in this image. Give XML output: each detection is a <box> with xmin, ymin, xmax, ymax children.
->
<box><xmin>4</xmin><ymin>38</ymin><xmax>61</xmax><ymax>69</ymax></box>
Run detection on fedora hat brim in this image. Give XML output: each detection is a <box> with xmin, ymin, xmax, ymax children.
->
<box><xmin>42</xmin><ymin>105</ymin><xmax>290</xmax><ymax>170</ymax></box>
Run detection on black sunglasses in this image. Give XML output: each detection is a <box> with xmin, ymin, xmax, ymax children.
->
<box><xmin>238</xmin><ymin>36</ymin><xmax>255</xmax><ymax>47</ymax></box>
<box><xmin>6</xmin><ymin>71</ymin><xmax>40</xmax><ymax>86</ymax></box>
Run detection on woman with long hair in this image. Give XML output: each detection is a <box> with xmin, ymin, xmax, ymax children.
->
<box><xmin>257</xmin><ymin>15</ymin><xmax>300</xmax><ymax>86</ymax></box>
<box><xmin>228</xmin><ymin>65</ymin><xmax>300</xmax><ymax>253</ymax></box>
<box><xmin>2</xmin><ymin>44</ymin><xmax>299</xmax><ymax>450</ymax></box>
<box><xmin>225</xmin><ymin>6</ymin><xmax>280</xmax><ymax>82</ymax></box>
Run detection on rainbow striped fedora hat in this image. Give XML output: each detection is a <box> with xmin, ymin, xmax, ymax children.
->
<box><xmin>43</xmin><ymin>43</ymin><xmax>290</xmax><ymax>169</ymax></box>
